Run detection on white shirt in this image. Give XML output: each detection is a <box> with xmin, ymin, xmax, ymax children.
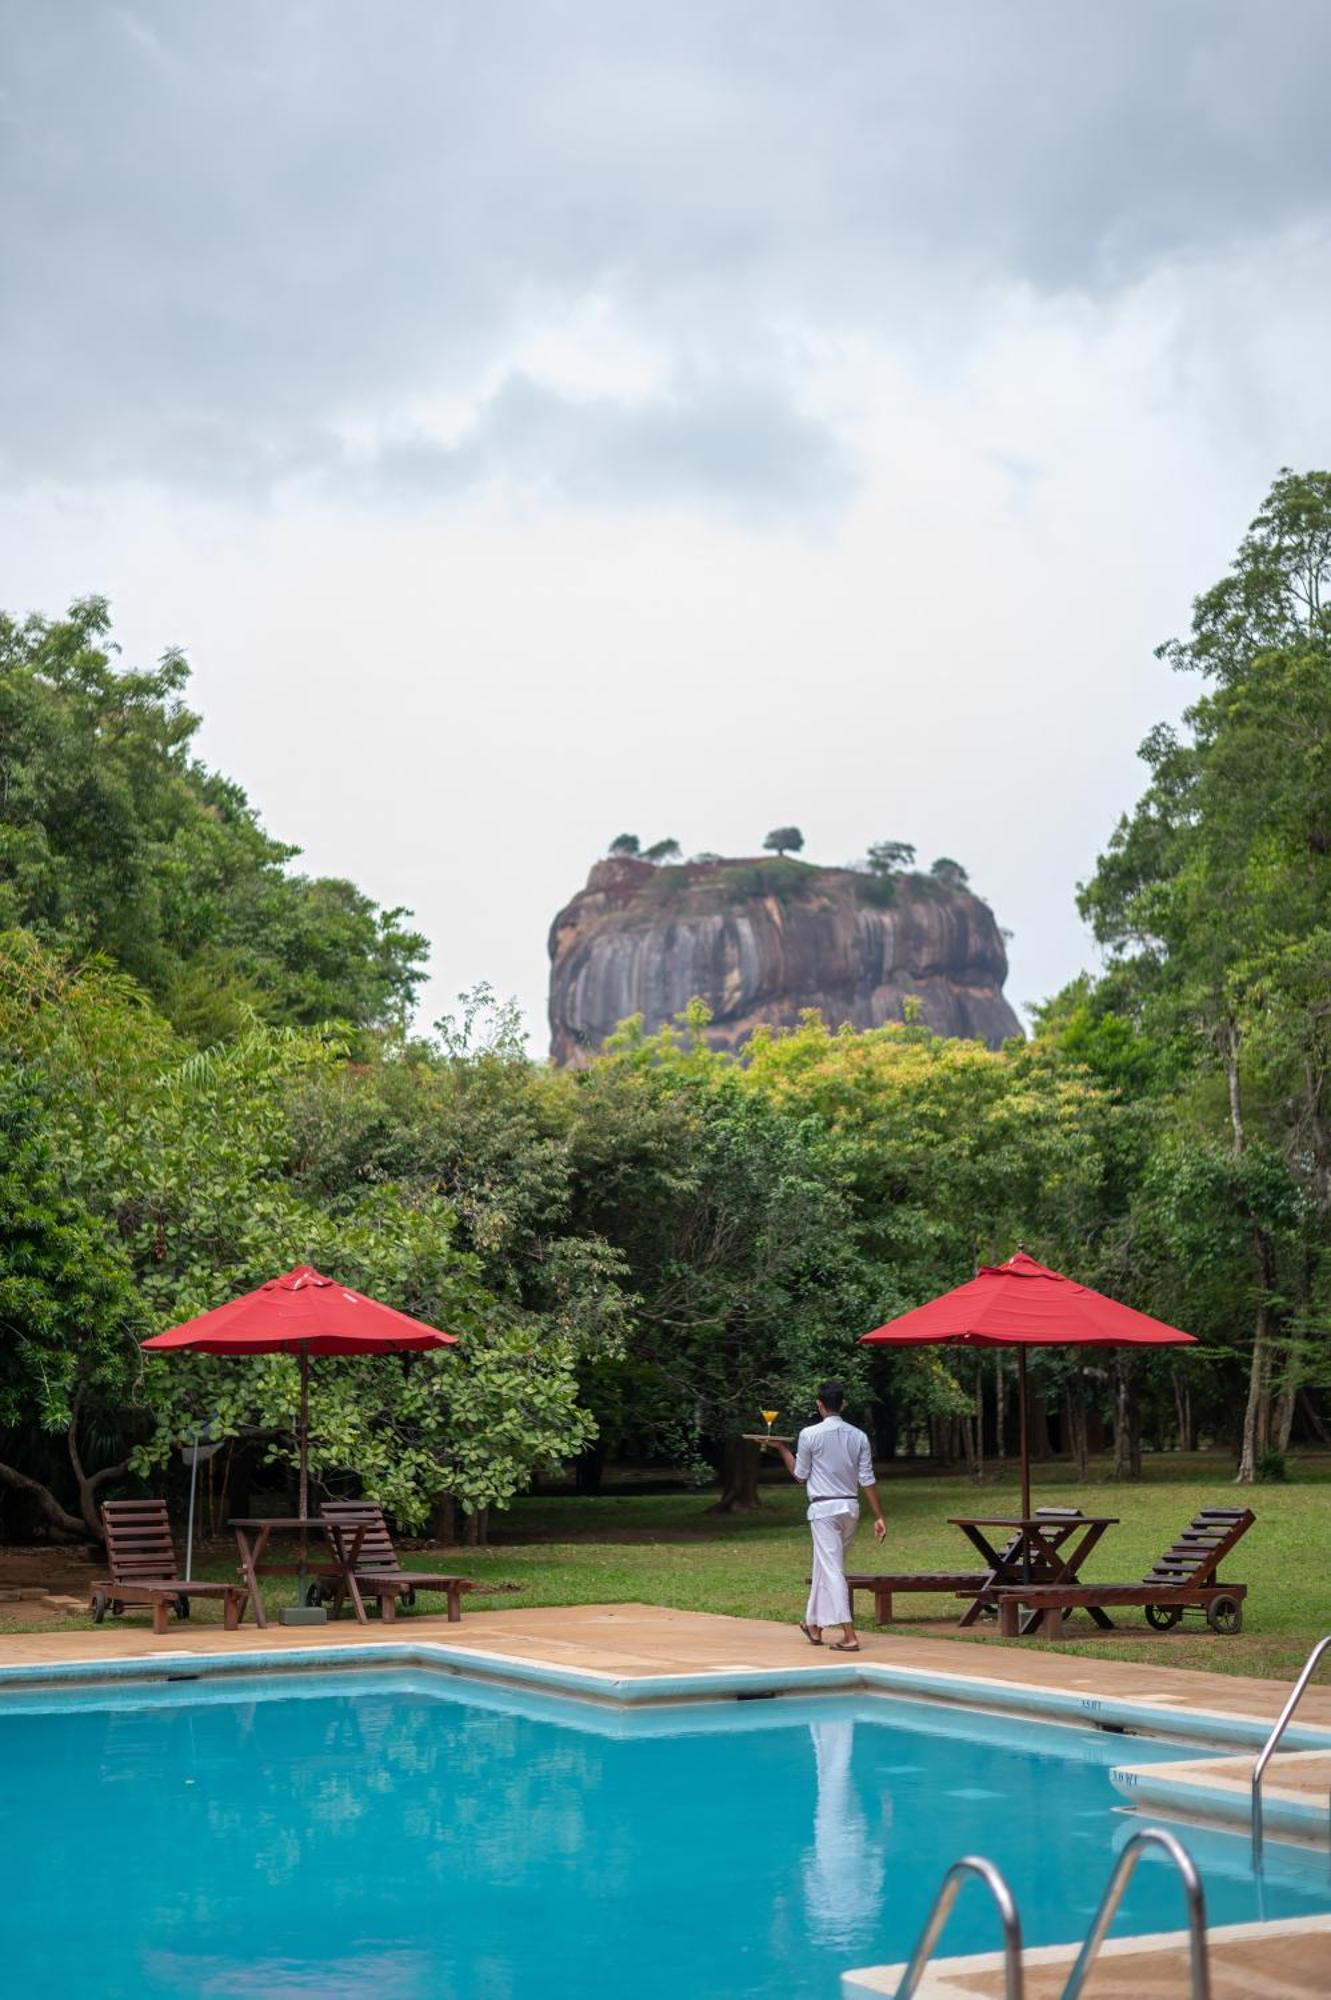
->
<box><xmin>794</xmin><ymin>1414</ymin><xmax>876</xmax><ymax>1520</ymax></box>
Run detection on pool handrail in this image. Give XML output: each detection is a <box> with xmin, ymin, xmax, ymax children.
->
<box><xmin>1058</xmin><ymin>1826</ymin><xmax>1209</xmax><ymax>2000</ymax></box>
<box><xmin>892</xmin><ymin>1855</ymin><xmax>1023</xmax><ymax>1999</ymax></box>
<box><xmin>1251</xmin><ymin>1631</ymin><xmax>1331</xmax><ymax>1869</ymax></box>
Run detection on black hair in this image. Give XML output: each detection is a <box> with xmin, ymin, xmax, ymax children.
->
<box><xmin>816</xmin><ymin>1379</ymin><xmax>846</xmax><ymax>1413</ymax></box>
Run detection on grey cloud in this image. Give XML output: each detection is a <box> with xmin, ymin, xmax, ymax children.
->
<box><xmin>1</xmin><ymin>1</ymin><xmax>1329</xmax><ymax>506</ymax></box>
<box><xmin>348</xmin><ymin>371</ymin><xmax>858</xmax><ymax>518</ymax></box>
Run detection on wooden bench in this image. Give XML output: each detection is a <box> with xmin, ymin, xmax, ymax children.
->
<box><xmin>313</xmin><ymin>1500</ymin><xmax>476</xmax><ymax>1623</ymax></box>
<box><xmin>846</xmin><ymin>1507</ymin><xmax>1085</xmax><ymax>1626</ymax></box>
<box><xmin>90</xmin><ymin>1499</ymin><xmax>248</xmax><ymax>1635</ymax></box>
<box><xmin>992</xmin><ymin>1506</ymin><xmax>1255</xmax><ymax>1639</ymax></box>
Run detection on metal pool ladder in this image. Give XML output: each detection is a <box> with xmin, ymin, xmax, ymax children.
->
<box><xmin>1251</xmin><ymin>1632</ymin><xmax>1331</xmax><ymax>1869</ymax></box>
<box><xmin>893</xmin><ymin>1855</ymin><xmax>1024</xmax><ymax>1999</ymax></box>
<box><xmin>1059</xmin><ymin>1827</ymin><xmax>1210</xmax><ymax>2000</ymax></box>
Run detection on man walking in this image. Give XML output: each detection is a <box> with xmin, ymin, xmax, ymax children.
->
<box><xmin>763</xmin><ymin>1380</ymin><xmax>885</xmax><ymax>1651</ymax></box>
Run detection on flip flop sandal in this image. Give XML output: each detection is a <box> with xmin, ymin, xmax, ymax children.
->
<box><xmin>830</xmin><ymin>1641</ymin><xmax>861</xmax><ymax>1652</ymax></box>
<box><xmin>799</xmin><ymin>1622</ymin><xmax>823</xmax><ymax>1646</ymax></box>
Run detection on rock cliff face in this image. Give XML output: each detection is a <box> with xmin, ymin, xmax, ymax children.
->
<box><xmin>548</xmin><ymin>856</ymin><xmax>1021</xmax><ymax>1063</ymax></box>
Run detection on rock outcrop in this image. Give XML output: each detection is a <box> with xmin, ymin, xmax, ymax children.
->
<box><xmin>548</xmin><ymin>856</ymin><xmax>1021</xmax><ymax>1063</ymax></box>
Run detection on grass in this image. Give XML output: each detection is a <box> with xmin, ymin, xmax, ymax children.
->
<box><xmin>6</xmin><ymin>1452</ymin><xmax>1329</xmax><ymax>1680</ymax></box>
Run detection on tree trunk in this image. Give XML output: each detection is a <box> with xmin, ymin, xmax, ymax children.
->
<box><xmin>1028</xmin><ymin>1394</ymin><xmax>1052</xmax><ymax>1461</ymax></box>
<box><xmin>574</xmin><ymin>1440</ymin><xmax>606</xmax><ymax>1495</ymax></box>
<box><xmin>1171</xmin><ymin>1368</ymin><xmax>1194</xmax><ymax>1453</ymax></box>
<box><xmin>431</xmin><ymin>1493</ymin><xmax>458</xmax><ymax>1544</ymax></box>
<box><xmin>1223</xmin><ymin>1022</ymin><xmax>1277</xmax><ymax>1485</ymax></box>
<box><xmin>1272</xmin><ymin>1344</ymin><xmax>1300</xmax><ymax>1453</ymax></box>
<box><xmin>1236</xmin><ymin>1231</ymin><xmax>1278</xmax><ymax>1483</ymax></box>
<box><xmin>1112</xmin><ymin>1359</ymin><xmax>1141</xmax><ymax>1480</ymax></box>
<box><xmin>714</xmin><ymin>1437</ymin><xmax>764</xmax><ymax>1512</ymax></box>
<box><xmin>1297</xmin><ymin>1386</ymin><xmax>1328</xmax><ymax>1443</ymax></box>
<box><xmin>67</xmin><ymin>1413</ymin><xmax>130</xmax><ymax>1540</ymax></box>
<box><xmin>0</xmin><ymin>1459</ymin><xmax>90</xmax><ymax>1540</ymax></box>
<box><xmin>1065</xmin><ymin>1389</ymin><xmax>1089</xmax><ymax>1480</ymax></box>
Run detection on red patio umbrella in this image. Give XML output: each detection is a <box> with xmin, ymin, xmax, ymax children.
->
<box><xmin>143</xmin><ymin>1264</ymin><xmax>459</xmax><ymax>1519</ymax></box>
<box><xmin>859</xmin><ymin>1251</ymin><xmax>1195</xmax><ymax>1517</ymax></box>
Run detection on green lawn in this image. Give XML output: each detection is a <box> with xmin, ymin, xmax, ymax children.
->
<box><xmin>7</xmin><ymin>1454</ymin><xmax>1330</xmax><ymax>1680</ymax></box>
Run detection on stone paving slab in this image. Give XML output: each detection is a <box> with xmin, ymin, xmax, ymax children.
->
<box><xmin>3</xmin><ymin>1601</ymin><xmax>1329</xmax><ymax>1731</ymax></box>
<box><xmin>844</xmin><ymin>1913</ymin><xmax>1331</xmax><ymax>1998</ymax></box>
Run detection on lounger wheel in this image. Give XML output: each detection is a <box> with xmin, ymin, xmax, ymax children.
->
<box><xmin>401</xmin><ymin>1587</ymin><xmax>416</xmax><ymax>1609</ymax></box>
<box><xmin>90</xmin><ymin>1589</ymin><xmax>110</xmax><ymax>1624</ymax></box>
<box><xmin>1144</xmin><ymin>1604</ymin><xmax>1183</xmax><ymax>1631</ymax></box>
<box><xmin>175</xmin><ymin>1594</ymin><xmax>191</xmax><ymax>1621</ymax></box>
<box><xmin>304</xmin><ymin>1582</ymin><xmax>329</xmax><ymax>1608</ymax></box>
<box><xmin>1206</xmin><ymin>1594</ymin><xmax>1243</xmax><ymax>1635</ymax></box>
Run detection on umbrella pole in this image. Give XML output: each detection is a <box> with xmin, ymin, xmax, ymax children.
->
<box><xmin>1017</xmin><ymin>1348</ymin><xmax>1033</xmax><ymax>1588</ymax></box>
<box><xmin>298</xmin><ymin>1347</ymin><xmax>310</xmax><ymax>1604</ymax></box>
<box><xmin>298</xmin><ymin>1347</ymin><xmax>310</xmax><ymax>1521</ymax></box>
<box><xmin>1017</xmin><ymin>1348</ymin><xmax>1031</xmax><ymax>1518</ymax></box>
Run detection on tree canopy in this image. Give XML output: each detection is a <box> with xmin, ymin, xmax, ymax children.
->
<box><xmin>4</xmin><ymin>481</ymin><xmax>1330</xmax><ymax>1542</ymax></box>
<box><xmin>763</xmin><ymin>826</ymin><xmax>804</xmax><ymax>856</ymax></box>
<box><xmin>0</xmin><ymin>599</ymin><xmax>428</xmax><ymax>1041</ymax></box>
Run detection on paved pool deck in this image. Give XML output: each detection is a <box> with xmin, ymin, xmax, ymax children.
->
<box><xmin>4</xmin><ymin>1605</ymin><xmax>1329</xmax><ymax>1998</ymax></box>
<box><xmin>2</xmin><ymin>1600</ymin><xmax>1330</xmax><ymax>1728</ymax></box>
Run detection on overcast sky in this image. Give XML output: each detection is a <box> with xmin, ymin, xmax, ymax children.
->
<box><xmin>3</xmin><ymin>2</ymin><xmax>1330</xmax><ymax>1047</ymax></box>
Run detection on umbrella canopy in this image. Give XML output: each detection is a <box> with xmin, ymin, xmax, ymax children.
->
<box><xmin>143</xmin><ymin>1264</ymin><xmax>458</xmax><ymax>1516</ymax></box>
<box><xmin>860</xmin><ymin>1251</ymin><xmax>1195</xmax><ymax>1514</ymax></box>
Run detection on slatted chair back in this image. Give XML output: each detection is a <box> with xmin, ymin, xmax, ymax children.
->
<box><xmin>1142</xmin><ymin>1506</ymin><xmax>1255</xmax><ymax>1589</ymax></box>
<box><xmin>996</xmin><ymin>1504</ymin><xmax>1083</xmax><ymax>1565</ymax></box>
<box><xmin>320</xmin><ymin>1500</ymin><xmax>402</xmax><ymax>1575</ymax></box>
<box><xmin>101</xmin><ymin>1499</ymin><xmax>180</xmax><ymax>1585</ymax></box>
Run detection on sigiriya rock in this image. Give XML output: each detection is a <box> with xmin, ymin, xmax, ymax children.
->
<box><xmin>548</xmin><ymin>855</ymin><xmax>1021</xmax><ymax>1063</ymax></box>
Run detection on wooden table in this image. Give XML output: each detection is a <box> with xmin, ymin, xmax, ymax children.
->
<box><xmin>230</xmin><ymin>1516</ymin><xmax>369</xmax><ymax>1629</ymax></box>
<box><xmin>948</xmin><ymin>1515</ymin><xmax>1119</xmax><ymax>1635</ymax></box>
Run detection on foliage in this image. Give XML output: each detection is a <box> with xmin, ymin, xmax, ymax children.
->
<box><xmin>866</xmin><ymin>839</ymin><xmax>916</xmax><ymax>875</ymax></box>
<box><xmin>558</xmin><ymin>1014</ymin><xmax>876</xmax><ymax>1473</ymax></box>
<box><xmin>0</xmin><ymin>1060</ymin><xmax>147</xmax><ymax>1536</ymax></box>
<box><xmin>643</xmin><ymin>837</ymin><xmax>682</xmax><ymax>863</ymax></box>
<box><xmin>930</xmin><ymin>856</ymin><xmax>969</xmax><ymax>886</ymax></box>
<box><xmin>9</xmin><ymin>478</ymin><xmax>1331</xmax><ymax>1537</ymax></box>
<box><xmin>0</xmin><ymin>599</ymin><xmax>428</xmax><ymax>1039</ymax></box>
<box><xmin>762</xmin><ymin>826</ymin><xmax>804</xmax><ymax>856</ymax></box>
<box><xmin>607</xmin><ymin>833</ymin><xmax>640</xmax><ymax>856</ymax></box>
<box><xmin>1074</xmin><ymin>467</ymin><xmax>1331</xmax><ymax>1477</ymax></box>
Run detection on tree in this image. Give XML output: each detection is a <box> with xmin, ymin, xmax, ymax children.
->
<box><xmin>608</xmin><ymin>833</ymin><xmax>640</xmax><ymax>857</ymax></box>
<box><xmin>0</xmin><ymin>1062</ymin><xmax>148</xmax><ymax>1538</ymax></box>
<box><xmin>561</xmin><ymin>1015</ymin><xmax>876</xmax><ymax>1507</ymax></box>
<box><xmin>866</xmin><ymin>840</ymin><xmax>916</xmax><ymax>875</ymax></box>
<box><xmin>1079</xmin><ymin>469</ymin><xmax>1331</xmax><ymax>1478</ymax></box>
<box><xmin>930</xmin><ymin>857</ymin><xmax>969</xmax><ymax>887</ymax></box>
<box><xmin>643</xmin><ymin>838</ymin><xmax>681</xmax><ymax>863</ymax></box>
<box><xmin>763</xmin><ymin>827</ymin><xmax>804</xmax><ymax>857</ymax></box>
<box><xmin>0</xmin><ymin>598</ymin><xmax>428</xmax><ymax>1037</ymax></box>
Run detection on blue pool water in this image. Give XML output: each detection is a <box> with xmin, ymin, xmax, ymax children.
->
<box><xmin>2</xmin><ymin>1669</ymin><xmax>1327</xmax><ymax>1999</ymax></box>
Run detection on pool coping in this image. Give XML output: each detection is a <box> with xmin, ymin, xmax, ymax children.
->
<box><xmin>6</xmin><ymin>1625</ymin><xmax>1328</xmax><ymax>1998</ymax></box>
<box><xmin>841</xmin><ymin>1910</ymin><xmax>1331</xmax><ymax>1998</ymax></box>
<box><xmin>2</xmin><ymin>1634</ymin><xmax>1329</xmax><ymax>1760</ymax></box>
<box><xmin>1111</xmin><ymin>1745</ymin><xmax>1331</xmax><ymax>1846</ymax></box>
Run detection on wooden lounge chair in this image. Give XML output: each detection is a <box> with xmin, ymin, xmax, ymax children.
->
<box><xmin>90</xmin><ymin>1499</ymin><xmax>248</xmax><ymax>1635</ymax></box>
<box><xmin>313</xmin><ymin>1500</ymin><xmax>476</xmax><ymax>1623</ymax></box>
<box><xmin>992</xmin><ymin>1505</ymin><xmax>1255</xmax><ymax>1639</ymax></box>
<box><xmin>845</xmin><ymin>1507</ymin><xmax>1085</xmax><ymax>1626</ymax></box>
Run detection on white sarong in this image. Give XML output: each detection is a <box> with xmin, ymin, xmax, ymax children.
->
<box><xmin>806</xmin><ymin>1506</ymin><xmax>857</xmax><ymax>1628</ymax></box>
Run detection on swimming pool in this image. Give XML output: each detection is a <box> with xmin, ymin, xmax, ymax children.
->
<box><xmin>3</xmin><ymin>1666</ymin><xmax>1327</xmax><ymax>1999</ymax></box>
